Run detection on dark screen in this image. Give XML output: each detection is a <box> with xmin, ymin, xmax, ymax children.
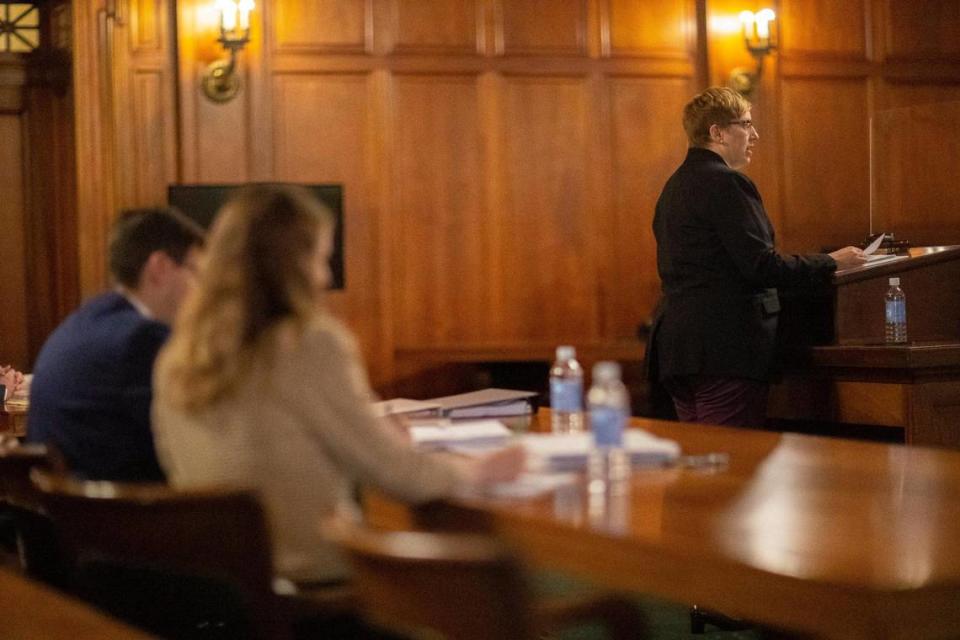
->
<box><xmin>167</xmin><ymin>183</ymin><xmax>345</xmax><ymax>289</ymax></box>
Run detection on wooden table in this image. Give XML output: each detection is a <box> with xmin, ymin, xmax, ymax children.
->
<box><xmin>0</xmin><ymin>568</ymin><xmax>153</xmax><ymax>639</ymax></box>
<box><xmin>433</xmin><ymin>412</ymin><xmax>960</xmax><ymax>640</ymax></box>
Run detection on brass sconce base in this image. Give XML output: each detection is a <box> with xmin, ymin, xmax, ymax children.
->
<box><xmin>202</xmin><ymin>58</ymin><xmax>241</xmax><ymax>103</ymax></box>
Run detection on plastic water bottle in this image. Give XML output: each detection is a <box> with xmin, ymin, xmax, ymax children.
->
<box><xmin>550</xmin><ymin>345</ymin><xmax>584</xmax><ymax>433</ymax></box>
<box><xmin>884</xmin><ymin>277</ymin><xmax>907</xmax><ymax>344</ymax></box>
<box><xmin>587</xmin><ymin>361</ymin><xmax>629</xmax><ymax>494</ymax></box>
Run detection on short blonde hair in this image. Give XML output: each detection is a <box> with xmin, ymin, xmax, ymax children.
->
<box><xmin>682</xmin><ymin>87</ymin><xmax>751</xmax><ymax>147</ymax></box>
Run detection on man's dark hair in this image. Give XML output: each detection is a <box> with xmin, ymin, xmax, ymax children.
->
<box><xmin>108</xmin><ymin>207</ymin><xmax>205</xmax><ymax>288</ymax></box>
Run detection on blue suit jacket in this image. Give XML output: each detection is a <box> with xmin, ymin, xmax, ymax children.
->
<box><xmin>28</xmin><ymin>292</ymin><xmax>168</xmax><ymax>481</ymax></box>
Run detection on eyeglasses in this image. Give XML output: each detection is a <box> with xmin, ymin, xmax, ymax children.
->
<box><xmin>727</xmin><ymin>119</ymin><xmax>756</xmax><ymax>130</ymax></box>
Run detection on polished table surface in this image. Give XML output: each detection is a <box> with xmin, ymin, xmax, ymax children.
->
<box><xmin>0</xmin><ymin>568</ymin><xmax>153</xmax><ymax>639</ymax></box>
<box><xmin>451</xmin><ymin>412</ymin><xmax>960</xmax><ymax>640</ymax></box>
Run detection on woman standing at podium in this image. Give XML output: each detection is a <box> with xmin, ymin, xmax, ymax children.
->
<box><xmin>650</xmin><ymin>87</ymin><xmax>866</xmax><ymax>428</ymax></box>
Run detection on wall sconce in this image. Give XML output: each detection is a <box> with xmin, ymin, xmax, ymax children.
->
<box><xmin>729</xmin><ymin>9</ymin><xmax>777</xmax><ymax>97</ymax></box>
<box><xmin>201</xmin><ymin>0</ymin><xmax>255</xmax><ymax>103</ymax></box>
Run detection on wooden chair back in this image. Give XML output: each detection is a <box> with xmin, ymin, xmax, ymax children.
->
<box><xmin>325</xmin><ymin>519</ymin><xmax>536</xmax><ymax>640</ymax></box>
<box><xmin>0</xmin><ymin>441</ymin><xmax>50</xmax><ymax>511</ymax></box>
<box><xmin>0</xmin><ymin>442</ymin><xmax>68</xmax><ymax>584</ymax></box>
<box><xmin>31</xmin><ymin>469</ymin><xmax>285</xmax><ymax>640</ymax></box>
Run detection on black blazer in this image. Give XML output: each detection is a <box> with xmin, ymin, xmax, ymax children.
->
<box><xmin>650</xmin><ymin>147</ymin><xmax>836</xmax><ymax>382</ymax></box>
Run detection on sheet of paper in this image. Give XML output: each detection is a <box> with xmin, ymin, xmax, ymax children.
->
<box><xmin>863</xmin><ymin>233</ymin><xmax>885</xmax><ymax>255</ymax></box>
<box><xmin>520</xmin><ymin>430</ymin><xmax>680</xmax><ymax>471</ymax></box>
<box><xmin>409</xmin><ymin>419</ymin><xmax>512</xmax><ymax>448</ymax></box>
<box><xmin>481</xmin><ymin>473</ymin><xmax>578</xmax><ymax>499</ymax></box>
<box><xmin>864</xmin><ymin>253</ymin><xmax>904</xmax><ymax>263</ymax></box>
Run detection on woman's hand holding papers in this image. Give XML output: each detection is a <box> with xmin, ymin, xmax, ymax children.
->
<box><xmin>828</xmin><ymin>246</ymin><xmax>867</xmax><ymax>269</ymax></box>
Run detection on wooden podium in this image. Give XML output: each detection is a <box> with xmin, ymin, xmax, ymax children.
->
<box><xmin>770</xmin><ymin>246</ymin><xmax>960</xmax><ymax>448</ymax></box>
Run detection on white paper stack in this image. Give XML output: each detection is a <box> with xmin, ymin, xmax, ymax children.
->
<box><xmin>521</xmin><ymin>430</ymin><xmax>680</xmax><ymax>472</ymax></box>
<box><xmin>409</xmin><ymin>420</ymin><xmax>513</xmax><ymax>450</ymax></box>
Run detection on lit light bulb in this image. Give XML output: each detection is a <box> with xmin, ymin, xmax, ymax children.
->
<box><xmin>739</xmin><ymin>10</ymin><xmax>756</xmax><ymax>41</ymax></box>
<box><xmin>755</xmin><ymin>8</ymin><xmax>775</xmax><ymax>41</ymax></box>
<box><xmin>218</xmin><ymin>0</ymin><xmax>238</xmax><ymax>32</ymax></box>
<box><xmin>238</xmin><ymin>0</ymin><xmax>255</xmax><ymax>30</ymax></box>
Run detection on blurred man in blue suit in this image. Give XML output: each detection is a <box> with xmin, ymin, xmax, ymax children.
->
<box><xmin>28</xmin><ymin>208</ymin><xmax>204</xmax><ymax>481</ymax></box>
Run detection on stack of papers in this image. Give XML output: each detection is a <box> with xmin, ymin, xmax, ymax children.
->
<box><xmin>427</xmin><ymin>388</ymin><xmax>538</xmax><ymax>418</ymax></box>
<box><xmin>482</xmin><ymin>473</ymin><xmax>578</xmax><ymax>499</ymax></box>
<box><xmin>858</xmin><ymin>233</ymin><xmax>908</xmax><ymax>268</ymax></box>
<box><xmin>371</xmin><ymin>398</ymin><xmax>442</xmax><ymax>418</ymax></box>
<box><xmin>409</xmin><ymin>420</ymin><xmax>513</xmax><ymax>450</ymax></box>
<box><xmin>864</xmin><ymin>254</ymin><xmax>907</xmax><ymax>265</ymax></box>
<box><xmin>521</xmin><ymin>431</ymin><xmax>680</xmax><ymax>472</ymax></box>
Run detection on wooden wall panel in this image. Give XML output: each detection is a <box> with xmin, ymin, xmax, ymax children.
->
<box><xmin>175</xmin><ymin>0</ymin><xmax>251</xmax><ymax>183</ymax></box>
<box><xmin>74</xmin><ymin>0</ymin><xmax>118</xmax><ymax>298</ymax></box>
<box><xmin>272</xmin><ymin>73</ymin><xmax>385</xmax><ymax>377</ymax></box>
<box><xmin>390</xmin><ymin>0</ymin><xmax>481</xmax><ymax>54</ymax></box>
<box><xmin>191</xmin><ymin>95</ymin><xmax>250</xmax><ymax>182</ymax></box>
<box><xmin>780</xmin><ymin>0</ymin><xmax>867</xmax><ymax>58</ymax></box>
<box><xmin>272</xmin><ymin>0</ymin><xmax>370</xmax><ymax>53</ymax></box>
<box><xmin>878</xmin><ymin>85</ymin><xmax>960</xmax><ymax>111</ymax></box>
<box><xmin>129</xmin><ymin>71</ymin><xmax>172</xmax><ymax>204</ymax></box>
<box><xmin>391</xmin><ymin>76</ymin><xmax>488</xmax><ymax>347</ymax></box>
<box><xmin>496</xmin><ymin>0</ymin><xmax>587</xmax><ymax>56</ymax></box>
<box><xmin>0</xmin><ymin>116</ymin><xmax>28</xmax><ymax>369</ymax></box>
<box><xmin>604</xmin><ymin>0</ymin><xmax>691</xmax><ymax>56</ymax></box>
<box><xmin>129</xmin><ymin>0</ymin><xmax>163</xmax><ymax>51</ymax></box>
<box><xmin>497</xmin><ymin>77</ymin><xmax>595</xmax><ymax>341</ymax></box>
<box><xmin>780</xmin><ymin>79</ymin><xmax>870</xmax><ymax>253</ymax></box>
<box><xmin>112</xmin><ymin>1</ymin><xmax>178</xmax><ymax>209</ymax></box>
<box><xmin>884</xmin><ymin>1</ymin><xmax>960</xmax><ymax>60</ymax></box>
<box><xmin>872</xmin><ymin>100</ymin><xmax>960</xmax><ymax>246</ymax></box>
<box><xmin>23</xmin><ymin>79</ymin><xmax>78</xmax><ymax>366</ymax></box>
<box><xmin>607</xmin><ymin>77</ymin><xmax>690</xmax><ymax>337</ymax></box>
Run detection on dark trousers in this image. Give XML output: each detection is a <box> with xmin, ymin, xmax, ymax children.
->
<box><xmin>663</xmin><ymin>376</ymin><xmax>769</xmax><ymax>428</ymax></box>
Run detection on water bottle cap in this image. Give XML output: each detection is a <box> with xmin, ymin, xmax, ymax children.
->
<box><xmin>889</xmin><ymin>277</ymin><xmax>900</xmax><ymax>286</ymax></box>
<box><xmin>592</xmin><ymin>361</ymin><xmax>621</xmax><ymax>382</ymax></box>
<box><xmin>556</xmin><ymin>345</ymin><xmax>576</xmax><ymax>360</ymax></box>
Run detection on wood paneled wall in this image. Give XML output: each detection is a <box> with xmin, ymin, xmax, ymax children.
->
<box><xmin>12</xmin><ymin>0</ymin><xmax>959</xmax><ymax>388</ymax></box>
<box><xmin>175</xmin><ymin>0</ymin><xmax>699</xmax><ymax>386</ymax></box>
<box><xmin>0</xmin><ymin>6</ymin><xmax>76</xmax><ymax>371</ymax></box>
<box><xmin>0</xmin><ymin>112</ymin><xmax>29</xmax><ymax>369</ymax></box>
<box><xmin>713</xmin><ymin>0</ymin><xmax>960</xmax><ymax>257</ymax></box>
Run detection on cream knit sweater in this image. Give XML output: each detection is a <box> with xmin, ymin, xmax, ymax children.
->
<box><xmin>152</xmin><ymin>314</ymin><xmax>466</xmax><ymax>582</ymax></box>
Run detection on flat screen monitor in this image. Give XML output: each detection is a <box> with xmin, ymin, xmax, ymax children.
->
<box><xmin>167</xmin><ymin>183</ymin><xmax>345</xmax><ymax>289</ymax></box>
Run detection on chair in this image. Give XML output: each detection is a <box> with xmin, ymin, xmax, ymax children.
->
<box><xmin>0</xmin><ymin>440</ymin><xmax>67</xmax><ymax>585</ymax></box>
<box><xmin>31</xmin><ymin>469</ymin><xmax>353</xmax><ymax>640</ymax></box>
<box><xmin>324</xmin><ymin>518</ymin><xmax>647</xmax><ymax>640</ymax></box>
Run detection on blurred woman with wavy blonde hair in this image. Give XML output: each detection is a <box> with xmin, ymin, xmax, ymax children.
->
<box><xmin>153</xmin><ymin>184</ymin><xmax>523</xmax><ymax>583</ymax></box>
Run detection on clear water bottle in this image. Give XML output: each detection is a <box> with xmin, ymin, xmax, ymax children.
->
<box><xmin>884</xmin><ymin>277</ymin><xmax>907</xmax><ymax>344</ymax></box>
<box><xmin>587</xmin><ymin>361</ymin><xmax>629</xmax><ymax>494</ymax></box>
<box><xmin>550</xmin><ymin>345</ymin><xmax>584</xmax><ymax>433</ymax></box>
